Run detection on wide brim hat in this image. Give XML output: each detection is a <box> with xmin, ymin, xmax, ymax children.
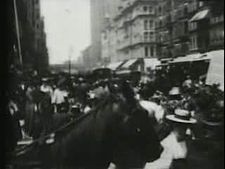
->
<box><xmin>201</xmin><ymin>119</ymin><xmax>224</xmax><ymax>127</ymax></box>
<box><xmin>169</xmin><ymin>87</ymin><xmax>181</xmax><ymax>96</ymax></box>
<box><xmin>200</xmin><ymin>112</ymin><xmax>224</xmax><ymax>127</ymax></box>
<box><xmin>41</xmin><ymin>77</ymin><xmax>49</xmax><ymax>82</ymax></box>
<box><xmin>152</xmin><ymin>90</ymin><xmax>164</xmax><ymax>99</ymax></box>
<box><xmin>166</xmin><ymin>109</ymin><xmax>197</xmax><ymax>124</ymax></box>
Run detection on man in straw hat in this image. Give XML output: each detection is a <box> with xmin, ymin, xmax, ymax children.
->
<box><xmin>144</xmin><ymin>108</ymin><xmax>197</xmax><ymax>169</ymax></box>
<box><xmin>40</xmin><ymin>77</ymin><xmax>53</xmax><ymax>96</ymax></box>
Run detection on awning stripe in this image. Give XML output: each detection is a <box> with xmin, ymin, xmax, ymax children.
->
<box><xmin>107</xmin><ymin>61</ymin><xmax>125</xmax><ymax>70</ymax></box>
<box><xmin>190</xmin><ymin>9</ymin><xmax>210</xmax><ymax>22</ymax></box>
<box><xmin>121</xmin><ymin>59</ymin><xmax>138</xmax><ymax>69</ymax></box>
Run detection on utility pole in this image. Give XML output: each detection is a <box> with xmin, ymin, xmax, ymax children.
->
<box><xmin>68</xmin><ymin>46</ymin><xmax>73</xmax><ymax>76</ymax></box>
<box><xmin>13</xmin><ymin>0</ymin><xmax>23</xmax><ymax>65</ymax></box>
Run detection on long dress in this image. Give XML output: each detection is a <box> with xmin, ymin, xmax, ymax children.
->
<box><xmin>24</xmin><ymin>87</ymin><xmax>41</xmax><ymax>138</ymax></box>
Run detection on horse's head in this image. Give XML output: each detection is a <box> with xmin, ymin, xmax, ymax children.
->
<box><xmin>105</xmin><ymin>81</ymin><xmax>163</xmax><ymax>168</ymax></box>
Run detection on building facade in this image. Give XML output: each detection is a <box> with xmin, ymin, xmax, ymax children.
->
<box><xmin>90</xmin><ymin>0</ymin><xmax>120</xmax><ymax>67</ymax></box>
<box><xmin>208</xmin><ymin>0</ymin><xmax>224</xmax><ymax>51</ymax></box>
<box><xmin>13</xmin><ymin>0</ymin><xmax>49</xmax><ymax>73</ymax></box>
<box><xmin>82</xmin><ymin>45</ymin><xmax>94</xmax><ymax>69</ymax></box>
<box><xmin>102</xmin><ymin>0</ymin><xmax>158</xmax><ymax>64</ymax></box>
<box><xmin>156</xmin><ymin>0</ymin><xmax>224</xmax><ymax>58</ymax></box>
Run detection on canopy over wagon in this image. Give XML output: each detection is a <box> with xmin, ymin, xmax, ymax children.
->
<box><xmin>205</xmin><ymin>50</ymin><xmax>224</xmax><ymax>91</ymax></box>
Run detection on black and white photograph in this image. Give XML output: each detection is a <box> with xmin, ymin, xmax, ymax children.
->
<box><xmin>2</xmin><ymin>0</ymin><xmax>224</xmax><ymax>169</ymax></box>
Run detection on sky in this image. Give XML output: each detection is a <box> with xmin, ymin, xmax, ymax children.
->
<box><xmin>41</xmin><ymin>0</ymin><xmax>91</xmax><ymax>65</ymax></box>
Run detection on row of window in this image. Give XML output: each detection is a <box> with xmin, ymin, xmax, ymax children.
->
<box><xmin>190</xmin><ymin>35</ymin><xmax>198</xmax><ymax>50</ymax></box>
<box><xmin>210</xmin><ymin>15</ymin><xmax>224</xmax><ymax>25</ymax></box>
<box><xmin>143</xmin><ymin>6</ymin><xmax>154</xmax><ymax>14</ymax></box>
<box><xmin>188</xmin><ymin>22</ymin><xmax>197</xmax><ymax>31</ymax></box>
<box><xmin>157</xmin><ymin>1</ymin><xmax>203</xmax><ymax>16</ymax></box>
<box><xmin>157</xmin><ymin>29</ymin><xmax>224</xmax><ymax>51</ymax></box>
<box><xmin>144</xmin><ymin>46</ymin><xmax>155</xmax><ymax>57</ymax></box>
<box><xmin>144</xmin><ymin>20</ymin><xmax>154</xmax><ymax>30</ymax></box>
<box><xmin>160</xmin><ymin>42</ymin><xmax>190</xmax><ymax>57</ymax></box>
<box><xmin>144</xmin><ymin>32</ymin><xmax>155</xmax><ymax>42</ymax></box>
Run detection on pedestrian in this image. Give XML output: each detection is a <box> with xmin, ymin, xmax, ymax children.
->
<box><xmin>52</xmin><ymin>81</ymin><xmax>69</xmax><ymax>114</ymax></box>
<box><xmin>24</xmin><ymin>81</ymin><xmax>39</xmax><ymax>137</ymax></box>
<box><xmin>166</xmin><ymin>87</ymin><xmax>183</xmax><ymax>115</ymax></box>
<box><xmin>183</xmin><ymin>75</ymin><xmax>193</xmax><ymax>89</ymax></box>
<box><xmin>144</xmin><ymin>108</ymin><xmax>197</xmax><ymax>169</ymax></box>
<box><xmin>40</xmin><ymin>77</ymin><xmax>53</xmax><ymax>98</ymax></box>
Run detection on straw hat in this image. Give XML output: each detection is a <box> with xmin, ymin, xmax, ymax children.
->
<box><xmin>152</xmin><ymin>90</ymin><xmax>164</xmax><ymax>99</ymax></box>
<box><xmin>201</xmin><ymin>119</ymin><xmax>223</xmax><ymax>127</ymax></box>
<box><xmin>169</xmin><ymin>87</ymin><xmax>181</xmax><ymax>96</ymax></box>
<box><xmin>166</xmin><ymin>109</ymin><xmax>197</xmax><ymax>124</ymax></box>
<box><xmin>41</xmin><ymin>77</ymin><xmax>50</xmax><ymax>82</ymax></box>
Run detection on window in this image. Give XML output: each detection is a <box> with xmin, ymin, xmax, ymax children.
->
<box><xmin>150</xmin><ymin>46</ymin><xmax>154</xmax><ymax>57</ymax></box>
<box><xmin>158</xmin><ymin>6</ymin><xmax>162</xmax><ymax>15</ymax></box>
<box><xmin>189</xmin><ymin>22</ymin><xmax>197</xmax><ymax>31</ymax></box>
<box><xmin>149</xmin><ymin>7</ymin><xmax>153</xmax><ymax>13</ymax></box>
<box><xmin>190</xmin><ymin>35</ymin><xmax>198</xmax><ymax>50</ymax></box>
<box><xmin>145</xmin><ymin>47</ymin><xmax>149</xmax><ymax>57</ymax></box>
<box><xmin>144</xmin><ymin>20</ymin><xmax>154</xmax><ymax>30</ymax></box>
<box><xmin>36</xmin><ymin>13</ymin><xmax>39</xmax><ymax>19</ymax></box>
<box><xmin>149</xmin><ymin>20</ymin><xmax>154</xmax><ymax>29</ymax></box>
<box><xmin>144</xmin><ymin>32</ymin><xmax>148</xmax><ymax>41</ymax></box>
<box><xmin>149</xmin><ymin>32</ymin><xmax>154</xmax><ymax>41</ymax></box>
<box><xmin>159</xmin><ymin>20</ymin><xmax>163</xmax><ymax>27</ymax></box>
<box><xmin>199</xmin><ymin>2</ymin><xmax>204</xmax><ymax>7</ymax></box>
<box><xmin>103</xmin><ymin>33</ymin><xmax>107</xmax><ymax>40</ymax></box>
<box><xmin>184</xmin><ymin>21</ymin><xmax>188</xmax><ymax>33</ymax></box>
<box><xmin>143</xmin><ymin>6</ymin><xmax>148</xmax><ymax>12</ymax></box>
<box><xmin>144</xmin><ymin>20</ymin><xmax>148</xmax><ymax>30</ymax></box>
<box><xmin>32</xmin><ymin>20</ymin><xmax>35</xmax><ymax>27</ymax></box>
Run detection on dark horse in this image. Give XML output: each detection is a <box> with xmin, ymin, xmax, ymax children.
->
<box><xmin>31</xmin><ymin>82</ymin><xmax>162</xmax><ymax>169</ymax></box>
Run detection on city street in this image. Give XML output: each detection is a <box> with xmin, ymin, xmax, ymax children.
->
<box><xmin>3</xmin><ymin>0</ymin><xmax>224</xmax><ymax>169</ymax></box>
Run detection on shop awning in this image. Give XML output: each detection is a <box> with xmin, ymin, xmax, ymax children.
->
<box><xmin>190</xmin><ymin>9</ymin><xmax>210</xmax><ymax>22</ymax></box>
<box><xmin>121</xmin><ymin>59</ymin><xmax>138</xmax><ymax>69</ymax></box>
<box><xmin>206</xmin><ymin>50</ymin><xmax>224</xmax><ymax>91</ymax></box>
<box><xmin>171</xmin><ymin>53</ymin><xmax>208</xmax><ymax>63</ymax></box>
<box><xmin>144</xmin><ymin>58</ymin><xmax>161</xmax><ymax>70</ymax></box>
<box><xmin>107</xmin><ymin>61</ymin><xmax>125</xmax><ymax>70</ymax></box>
<box><xmin>115</xmin><ymin>70</ymin><xmax>132</xmax><ymax>75</ymax></box>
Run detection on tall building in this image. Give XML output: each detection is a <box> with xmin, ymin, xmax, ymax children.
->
<box><xmin>102</xmin><ymin>0</ymin><xmax>158</xmax><ymax>63</ymax></box>
<box><xmin>10</xmin><ymin>0</ymin><xmax>49</xmax><ymax>73</ymax></box>
<box><xmin>90</xmin><ymin>0</ymin><xmax>120</xmax><ymax>67</ymax></box>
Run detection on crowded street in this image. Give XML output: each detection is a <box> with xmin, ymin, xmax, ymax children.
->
<box><xmin>3</xmin><ymin>0</ymin><xmax>224</xmax><ymax>168</ymax></box>
<box><xmin>4</xmin><ymin>61</ymin><xmax>224</xmax><ymax>169</ymax></box>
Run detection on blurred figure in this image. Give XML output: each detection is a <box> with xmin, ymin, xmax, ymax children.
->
<box><xmin>145</xmin><ymin>109</ymin><xmax>197</xmax><ymax>169</ymax></box>
<box><xmin>24</xmin><ymin>80</ymin><xmax>39</xmax><ymax>137</ymax></box>
<box><xmin>5</xmin><ymin>96</ymin><xmax>23</xmax><ymax>153</ymax></box>
<box><xmin>40</xmin><ymin>77</ymin><xmax>53</xmax><ymax>98</ymax></box>
<box><xmin>183</xmin><ymin>75</ymin><xmax>193</xmax><ymax>89</ymax></box>
<box><xmin>52</xmin><ymin>83</ymin><xmax>69</xmax><ymax>114</ymax></box>
<box><xmin>166</xmin><ymin>87</ymin><xmax>183</xmax><ymax>115</ymax></box>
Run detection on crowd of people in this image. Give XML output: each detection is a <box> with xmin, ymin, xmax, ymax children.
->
<box><xmin>4</xmin><ymin>66</ymin><xmax>224</xmax><ymax>169</ymax></box>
